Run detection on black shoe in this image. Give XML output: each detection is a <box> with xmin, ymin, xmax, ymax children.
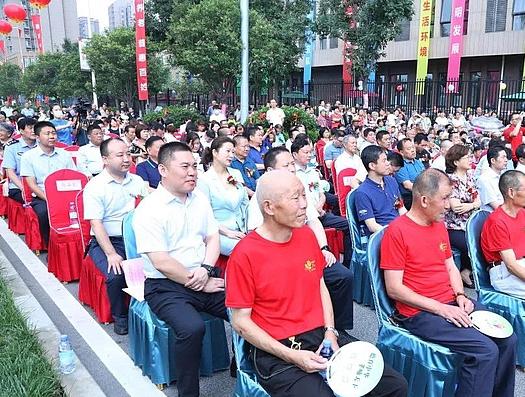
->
<box><xmin>114</xmin><ymin>321</ymin><xmax>128</xmax><ymax>335</ymax></box>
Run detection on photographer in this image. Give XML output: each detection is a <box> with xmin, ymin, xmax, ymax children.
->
<box><xmin>503</xmin><ymin>113</ymin><xmax>525</xmax><ymax>166</ymax></box>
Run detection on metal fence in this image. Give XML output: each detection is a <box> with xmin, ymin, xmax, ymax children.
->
<box><xmin>151</xmin><ymin>79</ymin><xmax>525</xmax><ymax>121</ymax></box>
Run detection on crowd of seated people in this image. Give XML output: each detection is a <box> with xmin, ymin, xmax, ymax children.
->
<box><xmin>1</xmin><ymin>99</ymin><xmax>523</xmax><ymax>397</ymax></box>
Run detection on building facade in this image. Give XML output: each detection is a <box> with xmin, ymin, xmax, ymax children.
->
<box><xmin>0</xmin><ymin>0</ymin><xmax>79</xmax><ymax>68</ymax></box>
<box><xmin>108</xmin><ymin>0</ymin><xmax>134</xmax><ymax>31</ymax></box>
<box><xmin>301</xmin><ymin>0</ymin><xmax>525</xmax><ymax>85</ymax></box>
<box><xmin>78</xmin><ymin>17</ymin><xmax>99</xmax><ymax>40</ymax></box>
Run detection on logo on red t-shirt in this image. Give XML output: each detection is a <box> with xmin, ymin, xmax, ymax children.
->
<box><xmin>439</xmin><ymin>242</ymin><xmax>448</xmax><ymax>252</ymax></box>
<box><xmin>304</xmin><ymin>260</ymin><xmax>316</xmax><ymax>272</ymax></box>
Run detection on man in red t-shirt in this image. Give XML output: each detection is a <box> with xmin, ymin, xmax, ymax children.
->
<box><xmin>481</xmin><ymin>170</ymin><xmax>525</xmax><ymax>298</ymax></box>
<box><xmin>227</xmin><ymin>170</ymin><xmax>407</xmax><ymax>397</ymax></box>
<box><xmin>502</xmin><ymin>113</ymin><xmax>525</xmax><ymax>162</ymax></box>
<box><xmin>381</xmin><ymin>169</ymin><xmax>516</xmax><ymax>397</ymax></box>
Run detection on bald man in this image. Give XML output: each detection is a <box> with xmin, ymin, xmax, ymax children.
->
<box><xmin>381</xmin><ymin>169</ymin><xmax>517</xmax><ymax>397</ymax></box>
<box><xmin>226</xmin><ymin>171</ymin><xmax>407</xmax><ymax>397</ymax></box>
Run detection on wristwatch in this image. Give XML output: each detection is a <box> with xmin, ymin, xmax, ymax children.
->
<box><xmin>320</xmin><ymin>245</ymin><xmax>331</xmax><ymax>252</ymax></box>
<box><xmin>324</xmin><ymin>326</ymin><xmax>339</xmax><ymax>339</ymax></box>
<box><xmin>201</xmin><ymin>264</ymin><xmax>220</xmax><ymax>278</ymax></box>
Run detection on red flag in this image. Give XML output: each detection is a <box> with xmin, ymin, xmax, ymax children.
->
<box><xmin>31</xmin><ymin>15</ymin><xmax>43</xmax><ymax>54</ymax></box>
<box><xmin>0</xmin><ymin>40</ymin><xmax>4</xmax><ymax>55</ymax></box>
<box><xmin>134</xmin><ymin>0</ymin><xmax>148</xmax><ymax>101</ymax></box>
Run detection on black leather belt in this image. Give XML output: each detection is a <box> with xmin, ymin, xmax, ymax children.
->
<box><xmin>486</xmin><ymin>261</ymin><xmax>501</xmax><ymax>272</ymax></box>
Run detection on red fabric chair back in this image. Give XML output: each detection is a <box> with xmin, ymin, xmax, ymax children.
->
<box><xmin>335</xmin><ymin>167</ymin><xmax>357</xmax><ymax>217</ymax></box>
<box><xmin>315</xmin><ymin>143</ymin><xmax>329</xmax><ymax>180</ymax></box>
<box><xmin>44</xmin><ymin>169</ymin><xmax>88</xmax><ymax>230</ymax></box>
<box><xmin>64</xmin><ymin>145</ymin><xmax>79</xmax><ymax>165</ymax></box>
<box><xmin>22</xmin><ymin>177</ymin><xmax>33</xmax><ymax>204</ymax></box>
<box><xmin>55</xmin><ymin>141</ymin><xmax>68</xmax><ymax>148</ymax></box>
<box><xmin>75</xmin><ymin>188</ymin><xmax>92</xmax><ymax>251</ymax></box>
<box><xmin>129</xmin><ymin>162</ymin><xmax>137</xmax><ymax>174</ymax></box>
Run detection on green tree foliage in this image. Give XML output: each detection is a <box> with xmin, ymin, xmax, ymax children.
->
<box><xmin>83</xmin><ymin>27</ymin><xmax>170</xmax><ymax>106</ymax></box>
<box><xmin>0</xmin><ymin>63</ymin><xmax>22</xmax><ymax>98</ymax></box>
<box><xmin>153</xmin><ymin>0</ymin><xmax>310</xmax><ymax>99</ymax></box>
<box><xmin>315</xmin><ymin>0</ymin><xmax>413</xmax><ymax>79</ymax></box>
<box><xmin>21</xmin><ymin>40</ymin><xmax>91</xmax><ymax>99</ymax></box>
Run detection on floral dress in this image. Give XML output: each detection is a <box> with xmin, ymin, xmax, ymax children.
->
<box><xmin>445</xmin><ymin>170</ymin><xmax>478</xmax><ymax>231</ymax></box>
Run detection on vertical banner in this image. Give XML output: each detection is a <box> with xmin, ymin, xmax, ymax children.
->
<box><xmin>134</xmin><ymin>0</ymin><xmax>148</xmax><ymax>101</ymax></box>
<box><xmin>446</xmin><ymin>0</ymin><xmax>466</xmax><ymax>93</ymax></box>
<box><xmin>416</xmin><ymin>0</ymin><xmax>433</xmax><ymax>95</ymax></box>
<box><xmin>303</xmin><ymin>0</ymin><xmax>316</xmax><ymax>95</ymax></box>
<box><xmin>342</xmin><ymin>5</ymin><xmax>354</xmax><ymax>86</ymax></box>
<box><xmin>31</xmin><ymin>15</ymin><xmax>43</xmax><ymax>54</ymax></box>
<box><xmin>0</xmin><ymin>40</ymin><xmax>4</xmax><ymax>55</ymax></box>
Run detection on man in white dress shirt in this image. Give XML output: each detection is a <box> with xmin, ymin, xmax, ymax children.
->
<box><xmin>77</xmin><ymin>124</ymin><xmax>104</xmax><ymax>177</ymax></box>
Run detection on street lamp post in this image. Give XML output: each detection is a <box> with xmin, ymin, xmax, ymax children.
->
<box><xmin>86</xmin><ymin>0</ymin><xmax>98</xmax><ymax>108</ymax></box>
<box><xmin>240</xmin><ymin>0</ymin><xmax>249</xmax><ymax>123</ymax></box>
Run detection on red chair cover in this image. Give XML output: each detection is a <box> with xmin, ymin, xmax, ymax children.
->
<box><xmin>129</xmin><ymin>162</ymin><xmax>137</xmax><ymax>174</ymax></box>
<box><xmin>22</xmin><ymin>177</ymin><xmax>46</xmax><ymax>251</ymax></box>
<box><xmin>6</xmin><ymin>198</ymin><xmax>25</xmax><ymax>234</ymax></box>
<box><xmin>335</xmin><ymin>167</ymin><xmax>357</xmax><ymax>217</ymax></box>
<box><xmin>78</xmin><ymin>255</ymin><xmax>113</xmax><ymax>324</ymax></box>
<box><xmin>54</xmin><ymin>141</ymin><xmax>68</xmax><ymax>148</ymax></box>
<box><xmin>325</xmin><ymin>227</ymin><xmax>344</xmax><ymax>254</ymax></box>
<box><xmin>64</xmin><ymin>145</ymin><xmax>80</xmax><ymax>166</ymax></box>
<box><xmin>44</xmin><ymin>170</ymin><xmax>88</xmax><ymax>281</ymax></box>
<box><xmin>215</xmin><ymin>255</ymin><xmax>229</xmax><ymax>278</ymax></box>
<box><xmin>315</xmin><ymin>143</ymin><xmax>329</xmax><ymax>180</ymax></box>
<box><xmin>0</xmin><ymin>190</ymin><xmax>6</xmax><ymax>217</ymax></box>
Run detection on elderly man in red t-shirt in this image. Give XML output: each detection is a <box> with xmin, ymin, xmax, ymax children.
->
<box><xmin>503</xmin><ymin>112</ymin><xmax>525</xmax><ymax>163</ymax></box>
<box><xmin>481</xmin><ymin>169</ymin><xmax>525</xmax><ymax>298</ymax></box>
<box><xmin>381</xmin><ymin>168</ymin><xmax>516</xmax><ymax>397</ymax></box>
<box><xmin>226</xmin><ymin>170</ymin><xmax>407</xmax><ymax>397</ymax></box>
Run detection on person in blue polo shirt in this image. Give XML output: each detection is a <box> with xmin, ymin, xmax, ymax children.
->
<box><xmin>354</xmin><ymin>145</ymin><xmax>406</xmax><ymax>235</ymax></box>
<box><xmin>246</xmin><ymin>126</ymin><xmax>266</xmax><ymax>171</ymax></box>
<box><xmin>231</xmin><ymin>134</ymin><xmax>260</xmax><ymax>197</ymax></box>
<box><xmin>136</xmin><ymin>136</ymin><xmax>164</xmax><ymax>189</ymax></box>
<box><xmin>394</xmin><ymin>138</ymin><xmax>425</xmax><ymax>210</ymax></box>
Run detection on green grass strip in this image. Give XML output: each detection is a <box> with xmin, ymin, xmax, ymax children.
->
<box><xmin>0</xmin><ymin>269</ymin><xmax>65</xmax><ymax>397</ymax></box>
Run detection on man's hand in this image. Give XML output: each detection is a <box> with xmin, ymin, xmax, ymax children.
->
<box><xmin>322</xmin><ymin>250</ymin><xmax>336</xmax><ymax>267</ymax></box>
<box><xmin>107</xmin><ymin>253</ymin><xmax>124</xmax><ymax>275</ymax></box>
<box><xmin>185</xmin><ymin>267</ymin><xmax>209</xmax><ymax>291</ymax></box>
<box><xmin>290</xmin><ymin>350</ymin><xmax>328</xmax><ymax>373</ymax></box>
<box><xmin>435</xmin><ymin>302</ymin><xmax>473</xmax><ymax>328</ymax></box>
<box><xmin>202</xmin><ymin>277</ymin><xmax>225</xmax><ymax>293</ymax></box>
<box><xmin>456</xmin><ymin>295</ymin><xmax>475</xmax><ymax>314</ymax></box>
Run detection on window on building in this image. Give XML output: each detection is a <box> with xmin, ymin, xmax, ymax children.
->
<box><xmin>394</xmin><ymin>18</ymin><xmax>411</xmax><ymax>41</ymax></box>
<box><xmin>441</xmin><ymin>0</ymin><xmax>470</xmax><ymax>37</ymax></box>
<box><xmin>486</xmin><ymin>0</ymin><xmax>508</xmax><ymax>32</ymax></box>
<box><xmin>329</xmin><ymin>36</ymin><xmax>339</xmax><ymax>49</ymax></box>
<box><xmin>319</xmin><ymin>36</ymin><xmax>328</xmax><ymax>50</ymax></box>
<box><xmin>513</xmin><ymin>0</ymin><xmax>525</xmax><ymax>30</ymax></box>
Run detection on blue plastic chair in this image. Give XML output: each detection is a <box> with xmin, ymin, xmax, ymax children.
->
<box><xmin>367</xmin><ymin>227</ymin><xmax>460</xmax><ymax>397</ymax></box>
<box><xmin>122</xmin><ymin>211</ymin><xmax>230</xmax><ymax>385</ymax></box>
<box><xmin>346</xmin><ymin>190</ymin><xmax>375</xmax><ymax>307</ymax></box>
<box><xmin>226</xmin><ymin>309</ymin><xmax>271</xmax><ymax>397</ymax></box>
<box><xmin>465</xmin><ymin>210</ymin><xmax>525</xmax><ymax>367</ymax></box>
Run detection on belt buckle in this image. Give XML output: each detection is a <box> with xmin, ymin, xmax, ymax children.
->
<box><xmin>288</xmin><ymin>336</ymin><xmax>302</xmax><ymax>350</ymax></box>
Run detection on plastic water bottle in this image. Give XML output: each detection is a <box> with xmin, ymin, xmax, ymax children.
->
<box><xmin>58</xmin><ymin>335</ymin><xmax>76</xmax><ymax>374</ymax></box>
<box><xmin>319</xmin><ymin>339</ymin><xmax>334</xmax><ymax>380</ymax></box>
<box><xmin>68</xmin><ymin>201</ymin><xmax>79</xmax><ymax>228</ymax></box>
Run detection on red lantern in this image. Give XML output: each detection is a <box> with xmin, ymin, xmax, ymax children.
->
<box><xmin>0</xmin><ymin>20</ymin><xmax>13</xmax><ymax>36</ymax></box>
<box><xmin>4</xmin><ymin>3</ymin><xmax>27</xmax><ymax>24</ymax></box>
<box><xmin>396</xmin><ymin>84</ymin><xmax>404</xmax><ymax>92</ymax></box>
<box><xmin>29</xmin><ymin>0</ymin><xmax>51</xmax><ymax>10</ymax></box>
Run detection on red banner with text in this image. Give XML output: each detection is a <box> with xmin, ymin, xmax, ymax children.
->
<box><xmin>134</xmin><ymin>0</ymin><xmax>148</xmax><ymax>101</ymax></box>
<box><xmin>31</xmin><ymin>15</ymin><xmax>43</xmax><ymax>54</ymax></box>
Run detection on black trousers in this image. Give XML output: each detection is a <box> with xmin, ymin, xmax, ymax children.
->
<box><xmin>324</xmin><ymin>262</ymin><xmax>353</xmax><ymax>330</ymax></box>
<box><xmin>8</xmin><ymin>188</ymin><xmax>24</xmax><ymax>204</ymax></box>
<box><xmin>88</xmin><ymin>237</ymin><xmax>128</xmax><ymax>324</ymax></box>
<box><xmin>447</xmin><ymin>229</ymin><xmax>471</xmax><ymax>271</ymax></box>
<box><xmin>319</xmin><ymin>212</ymin><xmax>352</xmax><ymax>268</ymax></box>
<box><xmin>144</xmin><ymin>278</ymin><xmax>228</xmax><ymax>397</ymax></box>
<box><xmin>254</xmin><ymin>327</ymin><xmax>408</xmax><ymax>397</ymax></box>
<box><xmin>30</xmin><ymin>197</ymin><xmax>49</xmax><ymax>245</ymax></box>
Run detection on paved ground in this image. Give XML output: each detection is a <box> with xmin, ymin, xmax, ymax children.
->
<box><xmin>1</xmin><ymin>228</ymin><xmax>523</xmax><ymax>396</ymax></box>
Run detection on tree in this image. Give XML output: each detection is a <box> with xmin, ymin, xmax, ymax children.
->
<box><xmin>83</xmin><ymin>27</ymin><xmax>170</xmax><ymax>107</ymax></box>
<box><xmin>159</xmin><ymin>0</ymin><xmax>311</xmax><ymax>100</ymax></box>
<box><xmin>0</xmin><ymin>63</ymin><xmax>22</xmax><ymax>98</ymax></box>
<box><xmin>20</xmin><ymin>41</ymin><xmax>91</xmax><ymax>100</ymax></box>
<box><xmin>315</xmin><ymin>0</ymin><xmax>413</xmax><ymax>79</ymax></box>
